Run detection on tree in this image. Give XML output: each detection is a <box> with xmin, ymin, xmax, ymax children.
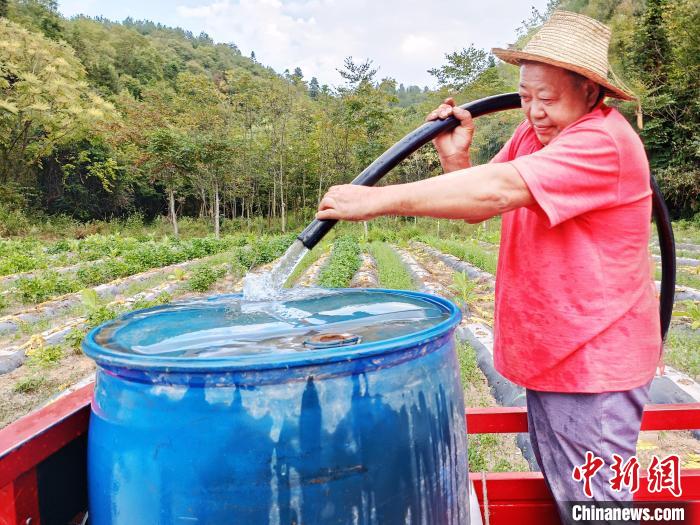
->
<box><xmin>337</xmin><ymin>57</ymin><xmax>377</xmax><ymax>89</ymax></box>
<box><xmin>144</xmin><ymin>127</ymin><xmax>194</xmax><ymax>237</ymax></box>
<box><xmin>309</xmin><ymin>76</ymin><xmax>320</xmax><ymax>99</ymax></box>
<box><xmin>0</xmin><ymin>19</ymin><xmax>115</xmax><ymax>193</ymax></box>
<box><xmin>632</xmin><ymin>0</ymin><xmax>700</xmax><ymax>217</ymax></box>
<box><xmin>427</xmin><ymin>45</ymin><xmax>492</xmax><ymax>90</ymax></box>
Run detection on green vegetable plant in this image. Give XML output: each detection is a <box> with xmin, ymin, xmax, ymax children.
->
<box><xmin>26</xmin><ymin>344</ymin><xmax>63</xmax><ymax>367</ymax></box>
<box><xmin>317</xmin><ymin>236</ymin><xmax>361</xmax><ymax>288</ymax></box>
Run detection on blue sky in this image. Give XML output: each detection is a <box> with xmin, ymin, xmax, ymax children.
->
<box><xmin>57</xmin><ymin>0</ymin><xmax>551</xmax><ymax>88</ymax></box>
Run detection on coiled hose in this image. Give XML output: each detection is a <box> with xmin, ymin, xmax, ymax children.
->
<box><xmin>297</xmin><ymin>93</ymin><xmax>676</xmax><ymax>338</ymax></box>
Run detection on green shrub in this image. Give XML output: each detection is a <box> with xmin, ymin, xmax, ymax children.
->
<box><xmin>0</xmin><ymin>252</ymin><xmax>48</xmax><ymax>276</ymax></box>
<box><xmin>367</xmin><ymin>227</ymin><xmax>399</xmax><ymax>243</ymax></box>
<box><xmin>16</xmin><ymin>273</ymin><xmax>81</xmax><ymax>303</ymax></box>
<box><xmin>0</xmin><ymin>205</ymin><xmax>31</xmax><ymax>236</ymax></box>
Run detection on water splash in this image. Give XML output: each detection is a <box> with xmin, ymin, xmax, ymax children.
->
<box><xmin>242</xmin><ymin>240</ymin><xmax>309</xmax><ymax>301</ymax></box>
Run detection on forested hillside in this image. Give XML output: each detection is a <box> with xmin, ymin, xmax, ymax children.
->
<box><xmin>1</xmin><ymin>0</ymin><xmax>698</xmax><ymax>237</ymax></box>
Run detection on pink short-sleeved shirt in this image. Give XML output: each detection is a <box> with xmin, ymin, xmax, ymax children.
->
<box><xmin>491</xmin><ymin>104</ymin><xmax>661</xmax><ymax>393</ymax></box>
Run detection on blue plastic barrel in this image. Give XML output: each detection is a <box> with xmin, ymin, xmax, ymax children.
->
<box><xmin>83</xmin><ymin>289</ymin><xmax>468</xmax><ymax>524</ymax></box>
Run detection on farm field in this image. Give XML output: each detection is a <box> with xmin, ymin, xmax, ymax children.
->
<box><xmin>1</xmin><ymin>216</ymin><xmax>699</xmax><ymax>471</ymax></box>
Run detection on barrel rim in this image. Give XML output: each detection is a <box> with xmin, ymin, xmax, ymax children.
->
<box><xmin>82</xmin><ymin>288</ymin><xmax>461</xmax><ymax>372</ymax></box>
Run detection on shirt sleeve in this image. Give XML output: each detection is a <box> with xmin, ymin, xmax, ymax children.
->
<box><xmin>509</xmin><ymin>125</ymin><xmax>620</xmax><ymax>227</ymax></box>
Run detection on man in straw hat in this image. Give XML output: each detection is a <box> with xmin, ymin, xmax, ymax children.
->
<box><xmin>317</xmin><ymin>10</ymin><xmax>659</xmax><ymax>521</ymax></box>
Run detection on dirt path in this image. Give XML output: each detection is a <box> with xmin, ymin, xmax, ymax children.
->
<box><xmin>350</xmin><ymin>253</ymin><xmax>379</xmax><ymax>288</ymax></box>
<box><xmin>294</xmin><ymin>253</ymin><xmax>329</xmax><ymax>287</ymax></box>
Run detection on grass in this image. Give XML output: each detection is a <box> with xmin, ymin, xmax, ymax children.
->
<box><xmin>317</xmin><ymin>236</ymin><xmax>362</xmax><ymax>288</ymax></box>
<box><xmin>673</xmin><ymin>218</ymin><xmax>700</xmax><ymax>245</ymax></box>
<box><xmin>656</xmin><ymin>267</ymin><xmax>700</xmax><ymax>290</ymax></box>
<box><xmin>664</xmin><ymin>328</ymin><xmax>700</xmax><ymax>380</ymax></box>
<box><xmin>419</xmin><ymin>236</ymin><xmax>498</xmax><ymax>275</ymax></box>
<box><xmin>650</xmin><ymin>247</ymin><xmax>700</xmax><ymax>259</ymax></box>
<box><xmin>367</xmin><ymin>242</ymin><xmax>416</xmax><ymax>290</ymax></box>
<box><xmin>456</xmin><ymin>341</ymin><xmax>525</xmax><ymax>473</ymax></box>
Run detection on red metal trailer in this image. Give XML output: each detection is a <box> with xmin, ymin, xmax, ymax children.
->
<box><xmin>1</xmin><ymin>382</ymin><xmax>699</xmax><ymax>524</ymax></box>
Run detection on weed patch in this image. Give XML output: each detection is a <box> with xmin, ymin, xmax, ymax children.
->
<box><xmin>13</xmin><ymin>376</ymin><xmax>47</xmax><ymax>394</ymax></box>
<box><xmin>665</xmin><ymin>328</ymin><xmax>700</xmax><ymax>380</ymax></box>
<box><xmin>26</xmin><ymin>345</ymin><xmax>63</xmax><ymax>367</ymax></box>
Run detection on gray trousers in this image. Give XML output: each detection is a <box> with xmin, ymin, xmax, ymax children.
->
<box><xmin>526</xmin><ymin>382</ymin><xmax>651</xmax><ymax>524</ymax></box>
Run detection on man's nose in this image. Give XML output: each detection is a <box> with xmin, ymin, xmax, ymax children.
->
<box><xmin>530</xmin><ymin>100</ymin><xmax>546</xmax><ymax>119</ymax></box>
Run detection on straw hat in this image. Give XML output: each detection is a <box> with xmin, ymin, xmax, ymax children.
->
<box><xmin>492</xmin><ymin>11</ymin><xmax>634</xmax><ymax>101</ymax></box>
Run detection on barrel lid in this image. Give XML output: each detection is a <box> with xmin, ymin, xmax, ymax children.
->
<box><xmin>83</xmin><ymin>289</ymin><xmax>460</xmax><ymax>371</ymax></box>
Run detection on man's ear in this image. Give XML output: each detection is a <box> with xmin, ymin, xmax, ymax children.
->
<box><xmin>586</xmin><ymin>80</ymin><xmax>602</xmax><ymax>110</ymax></box>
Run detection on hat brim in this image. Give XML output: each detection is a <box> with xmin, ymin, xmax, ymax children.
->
<box><xmin>491</xmin><ymin>48</ymin><xmax>635</xmax><ymax>101</ymax></box>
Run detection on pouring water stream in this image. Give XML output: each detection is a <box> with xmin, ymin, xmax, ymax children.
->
<box><xmin>242</xmin><ymin>239</ymin><xmax>310</xmax><ymax>300</ymax></box>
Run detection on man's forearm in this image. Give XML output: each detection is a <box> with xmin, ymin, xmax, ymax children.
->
<box><xmin>375</xmin><ymin>162</ymin><xmax>532</xmax><ymax>223</ymax></box>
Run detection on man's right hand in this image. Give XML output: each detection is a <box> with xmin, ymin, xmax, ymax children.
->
<box><xmin>426</xmin><ymin>98</ymin><xmax>474</xmax><ymax>172</ymax></box>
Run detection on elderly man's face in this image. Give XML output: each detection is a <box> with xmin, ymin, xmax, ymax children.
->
<box><xmin>518</xmin><ymin>61</ymin><xmax>600</xmax><ymax>145</ymax></box>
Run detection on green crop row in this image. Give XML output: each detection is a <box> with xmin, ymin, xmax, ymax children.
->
<box><xmin>0</xmin><ymin>233</ymin><xmax>253</xmax><ymax>277</ymax></box>
<box><xmin>368</xmin><ymin>242</ymin><xmax>416</xmax><ymax>290</ymax></box>
<box><xmin>317</xmin><ymin>236</ymin><xmax>361</xmax><ymax>288</ymax></box>
<box><xmin>418</xmin><ymin>236</ymin><xmax>498</xmax><ymax>275</ymax></box>
<box><xmin>11</xmin><ymin>235</ymin><xmax>293</xmax><ymax>305</ymax></box>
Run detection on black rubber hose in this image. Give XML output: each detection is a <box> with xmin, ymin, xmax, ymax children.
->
<box><xmin>298</xmin><ymin>92</ymin><xmax>676</xmax><ymax>337</ymax></box>
<box><xmin>651</xmin><ymin>175</ymin><xmax>676</xmax><ymax>339</ymax></box>
<box><xmin>298</xmin><ymin>93</ymin><xmax>521</xmax><ymax>248</ymax></box>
